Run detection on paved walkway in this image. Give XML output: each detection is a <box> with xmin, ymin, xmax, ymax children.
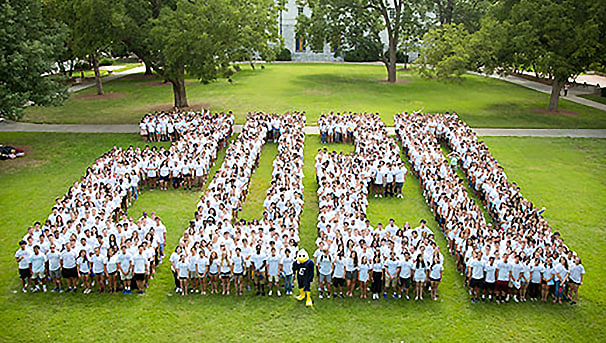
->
<box><xmin>1</xmin><ymin>121</ymin><xmax>604</xmax><ymax>138</ymax></box>
<box><xmin>68</xmin><ymin>66</ymin><xmax>146</xmax><ymax>93</ymax></box>
<box><xmin>470</xmin><ymin>72</ymin><xmax>606</xmax><ymax>112</ymax></box>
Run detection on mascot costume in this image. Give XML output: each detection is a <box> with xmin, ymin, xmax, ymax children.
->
<box><xmin>293</xmin><ymin>249</ymin><xmax>314</xmax><ymax>307</ymax></box>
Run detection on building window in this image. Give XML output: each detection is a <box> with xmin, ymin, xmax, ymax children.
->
<box><xmin>295</xmin><ymin>38</ymin><xmax>306</xmax><ymax>52</ymax></box>
<box><xmin>297</xmin><ymin>7</ymin><xmax>304</xmax><ymax>15</ymax></box>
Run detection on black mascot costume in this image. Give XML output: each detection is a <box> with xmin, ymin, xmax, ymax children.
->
<box><xmin>293</xmin><ymin>249</ymin><xmax>314</xmax><ymax>307</ymax></box>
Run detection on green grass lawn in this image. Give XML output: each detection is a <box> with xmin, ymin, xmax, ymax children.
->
<box><xmin>22</xmin><ymin>63</ymin><xmax>606</xmax><ymax>128</ymax></box>
<box><xmin>0</xmin><ymin>132</ymin><xmax>604</xmax><ymax>342</ymax></box>
<box><xmin>579</xmin><ymin>94</ymin><xmax>606</xmax><ymax>105</ymax></box>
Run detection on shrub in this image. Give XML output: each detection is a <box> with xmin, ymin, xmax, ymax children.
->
<box><xmin>98</xmin><ymin>57</ymin><xmax>114</xmax><ymax>66</ymax></box>
<box><xmin>344</xmin><ymin>46</ymin><xmax>381</xmax><ymax>62</ymax></box>
<box><xmin>276</xmin><ymin>48</ymin><xmax>292</xmax><ymax>61</ymax></box>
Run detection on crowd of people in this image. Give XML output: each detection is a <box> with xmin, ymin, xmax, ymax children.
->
<box><xmin>395</xmin><ymin>112</ymin><xmax>585</xmax><ymax>304</ymax></box>
<box><xmin>314</xmin><ymin>113</ymin><xmax>444</xmax><ymax>301</ymax></box>
<box><xmin>169</xmin><ymin>112</ymin><xmax>307</xmax><ymax>296</ymax></box>
<box><xmin>14</xmin><ymin>110</ymin><xmax>234</xmax><ymax>294</ymax></box>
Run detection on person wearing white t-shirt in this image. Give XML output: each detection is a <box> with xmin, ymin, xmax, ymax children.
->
<box><xmin>251</xmin><ymin>245</ymin><xmax>267</xmax><ymax>296</ymax></box>
<box><xmin>176</xmin><ymin>254</ymin><xmax>190</xmax><ymax>295</ymax></box>
<box><xmin>15</xmin><ymin>240</ymin><xmax>32</xmax><ymax>292</ymax></box>
<box><xmin>331</xmin><ymin>252</ymin><xmax>346</xmax><ymax>298</ymax></box>
<box><xmin>29</xmin><ymin>245</ymin><xmax>48</xmax><ymax>292</ymax></box>
<box><xmin>91</xmin><ymin>247</ymin><xmax>108</xmax><ymax>293</ymax></box>
<box><xmin>266</xmin><ymin>247</ymin><xmax>282</xmax><ymax>296</ymax></box>
<box><xmin>384</xmin><ymin>252</ymin><xmax>400</xmax><ymax>299</ymax></box>
<box><xmin>47</xmin><ymin>244</ymin><xmax>62</xmax><ymax>292</ymax></box>
<box><xmin>483</xmin><ymin>257</ymin><xmax>497</xmax><ymax>301</ymax></box>
<box><xmin>398</xmin><ymin>252</ymin><xmax>413</xmax><ymax>300</ymax></box>
<box><xmin>60</xmin><ymin>243</ymin><xmax>78</xmax><ymax>292</ymax></box>
<box><xmin>231</xmin><ymin>247</ymin><xmax>245</xmax><ymax>296</ymax></box>
<box><xmin>281</xmin><ymin>248</ymin><xmax>295</xmax><ymax>296</ymax></box>
<box><xmin>568</xmin><ymin>257</ymin><xmax>584</xmax><ymax>305</ymax></box>
<box><xmin>117</xmin><ymin>245</ymin><xmax>133</xmax><ymax>295</ymax></box>
<box><xmin>76</xmin><ymin>249</ymin><xmax>92</xmax><ymax>294</ymax></box>
<box><xmin>106</xmin><ymin>248</ymin><xmax>119</xmax><ymax>294</ymax></box>
<box><xmin>468</xmin><ymin>253</ymin><xmax>485</xmax><ymax>303</ymax></box>
<box><xmin>132</xmin><ymin>245</ymin><xmax>149</xmax><ymax>294</ymax></box>
<box><xmin>428</xmin><ymin>255</ymin><xmax>443</xmax><ymax>301</ymax></box>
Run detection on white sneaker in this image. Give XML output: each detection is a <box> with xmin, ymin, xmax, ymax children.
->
<box><xmin>268</xmin><ymin>290</ymin><xmax>273</xmax><ymax>296</ymax></box>
<box><xmin>277</xmin><ymin>290</ymin><xmax>281</xmax><ymax>297</ymax></box>
<box><xmin>406</xmin><ymin>295</ymin><xmax>410</xmax><ymax>300</ymax></box>
<box><xmin>43</xmin><ymin>285</ymin><xmax>47</xmax><ymax>292</ymax></box>
<box><xmin>514</xmin><ymin>295</ymin><xmax>519</xmax><ymax>303</ymax></box>
<box><xmin>22</xmin><ymin>287</ymin><xmax>27</xmax><ymax>293</ymax></box>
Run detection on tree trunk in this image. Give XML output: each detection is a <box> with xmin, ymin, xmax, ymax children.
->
<box><xmin>144</xmin><ymin>63</ymin><xmax>153</xmax><ymax>75</ymax></box>
<box><xmin>548</xmin><ymin>78</ymin><xmax>562</xmax><ymax>112</ymax></box>
<box><xmin>91</xmin><ymin>54</ymin><xmax>103</xmax><ymax>95</ymax></box>
<box><xmin>387</xmin><ymin>40</ymin><xmax>397</xmax><ymax>83</ymax></box>
<box><xmin>170</xmin><ymin>77</ymin><xmax>188</xmax><ymax>108</ymax></box>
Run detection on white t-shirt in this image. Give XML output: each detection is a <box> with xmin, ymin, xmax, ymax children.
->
<box><xmin>569</xmin><ymin>264</ymin><xmax>585</xmax><ymax>283</ymax></box>
<box><xmin>61</xmin><ymin>250</ymin><xmax>77</xmax><ymax>269</ymax></box>
<box><xmin>133</xmin><ymin>253</ymin><xmax>147</xmax><ymax>274</ymax></box>
<box><xmin>30</xmin><ymin>253</ymin><xmax>47</xmax><ymax>273</ymax></box>
<box><xmin>15</xmin><ymin>249</ymin><xmax>31</xmax><ymax>269</ymax></box>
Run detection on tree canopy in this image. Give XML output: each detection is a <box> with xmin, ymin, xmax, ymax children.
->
<box><xmin>149</xmin><ymin>0</ymin><xmax>280</xmax><ymax>108</ymax></box>
<box><xmin>0</xmin><ymin>0</ymin><xmax>68</xmax><ymax>119</ymax></box>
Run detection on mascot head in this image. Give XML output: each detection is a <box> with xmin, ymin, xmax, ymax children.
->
<box><xmin>297</xmin><ymin>249</ymin><xmax>309</xmax><ymax>264</ymax></box>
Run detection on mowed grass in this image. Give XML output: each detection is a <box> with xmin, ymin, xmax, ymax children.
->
<box><xmin>22</xmin><ymin>63</ymin><xmax>606</xmax><ymax>128</ymax></box>
<box><xmin>0</xmin><ymin>131</ymin><xmax>605</xmax><ymax>342</ymax></box>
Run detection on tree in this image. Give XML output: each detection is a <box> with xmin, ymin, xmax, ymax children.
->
<box><xmin>50</xmin><ymin>0</ymin><xmax>126</xmax><ymax>95</ymax></box>
<box><xmin>0</xmin><ymin>0</ymin><xmax>68</xmax><ymax>120</ymax></box>
<box><xmin>120</xmin><ymin>0</ymin><xmax>176</xmax><ymax>75</ymax></box>
<box><xmin>417</xmin><ymin>24</ymin><xmax>471</xmax><ymax>80</ymax></box>
<box><xmin>150</xmin><ymin>0</ymin><xmax>279</xmax><ymax>108</ymax></box>
<box><xmin>471</xmin><ymin>0</ymin><xmax>605</xmax><ymax>111</ymax></box>
<box><xmin>297</xmin><ymin>0</ymin><xmax>423</xmax><ymax>82</ymax></box>
<box><xmin>423</xmin><ymin>0</ymin><xmax>493</xmax><ymax>32</ymax></box>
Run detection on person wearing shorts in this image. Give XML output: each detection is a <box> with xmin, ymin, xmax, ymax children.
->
<box><xmin>132</xmin><ymin>245</ymin><xmax>149</xmax><ymax>294</ymax></box>
<box><xmin>398</xmin><ymin>252</ymin><xmax>413</xmax><ymax>300</ymax></box>
<box><xmin>428</xmin><ymin>256</ymin><xmax>443</xmax><ymax>301</ymax></box>
<box><xmin>495</xmin><ymin>254</ymin><xmax>512</xmax><ymax>303</ymax></box>
<box><xmin>29</xmin><ymin>245</ymin><xmax>48</xmax><ymax>292</ymax></box>
<box><xmin>176</xmin><ymin>254</ymin><xmax>190</xmax><ymax>295</ymax></box>
<box><xmin>266</xmin><ymin>248</ymin><xmax>282</xmax><ymax>297</ymax></box>
<box><xmin>468</xmin><ymin>253</ymin><xmax>485</xmax><ymax>303</ymax></box>
<box><xmin>483</xmin><ymin>257</ymin><xmax>497</xmax><ymax>301</ymax></box>
<box><xmin>345</xmin><ymin>251</ymin><xmax>358</xmax><ymax>297</ymax></box>
<box><xmin>331</xmin><ymin>253</ymin><xmax>346</xmax><ymax>298</ymax></box>
<box><xmin>15</xmin><ymin>240</ymin><xmax>32</xmax><ymax>293</ymax></box>
<box><xmin>383</xmin><ymin>252</ymin><xmax>400</xmax><ymax>299</ymax></box>
<box><xmin>117</xmin><ymin>245</ymin><xmax>133</xmax><ymax>295</ymax></box>
<box><xmin>60</xmin><ymin>243</ymin><xmax>78</xmax><ymax>292</ymax></box>
<box><xmin>317</xmin><ymin>250</ymin><xmax>333</xmax><ymax>299</ymax></box>
<box><xmin>47</xmin><ymin>244</ymin><xmax>62</xmax><ymax>292</ymax></box>
<box><xmin>250</xmin><ymin>246</ymin><xmax>266</xmax><ymax>296</ymax></box>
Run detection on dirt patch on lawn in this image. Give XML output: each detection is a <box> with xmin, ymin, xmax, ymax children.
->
<box><xmin>375</xmin><ymin>78</ymin><xmax>410</xmax><ymax>84</ymax></box>
<box><xmin>0</xmin><ymin>145</ymin><xmax>45</xmax><ymax>174</ymax></box>
<box><xmin>146</xmin><ymin>103</ymin><xmax>211</xmax><ymax>113</ymax></box>
<box><xmin>74</xmin><ymin>92</ymin><xmax>125</xmax><ymax>100</ymax></box>
<box><xmin>532</xmin><ymin>108</ymin><xmax>578</xmax><ymax>116</ymax></box>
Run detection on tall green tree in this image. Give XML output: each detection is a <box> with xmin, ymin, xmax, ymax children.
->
<box><xmin>150</xmin><ymin>0</ymin><xmax>279</xmax><ymax>108</ymax></box>
<box><xmin>297</xmin><ymin>0</ymin><xmax>423</xmax><ymax>83</ymax></box>
<box><xmin>120</xmin><ymin>0</ymin><xmax>176</xmax><ymax>75</ymax></box>
<box><xmin>471</xmin><ymin>0</ymin><xmax>605</xmax><ymax>111</ymax></box>
<box><xmin>417</xmin><ymin>24</ymin><xmax>471</xmax><ymax>80</ymax></box>
<box><xmin>0</xmin><ymin>0</ymin><xmax>68</xmax><ymax>119</ymax></box>
<box><xmin>50</xmin><ymin>0</ymin><xmax>125</xmax><ymax>95</ymax></box>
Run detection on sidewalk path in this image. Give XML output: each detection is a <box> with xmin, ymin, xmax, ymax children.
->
<box><xmin>1</xmin><ymin>121</ymin><xmax>604</xmax><ymax>138</ymax></box>
<box><xmin>470</xmin><ymin>72</ymin><xmax>606</xmax><ymax>112</ymax></box>
<box><xmin>68</xmin><ymin>66</ymin><xmax>146</xmax><ymax>93</ymax></box>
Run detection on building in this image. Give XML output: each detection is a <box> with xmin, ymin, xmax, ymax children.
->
<box><xmin>279</xmin><ymin>0</ymin><xmax>420</xmax><ymax>62</ymax></box>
